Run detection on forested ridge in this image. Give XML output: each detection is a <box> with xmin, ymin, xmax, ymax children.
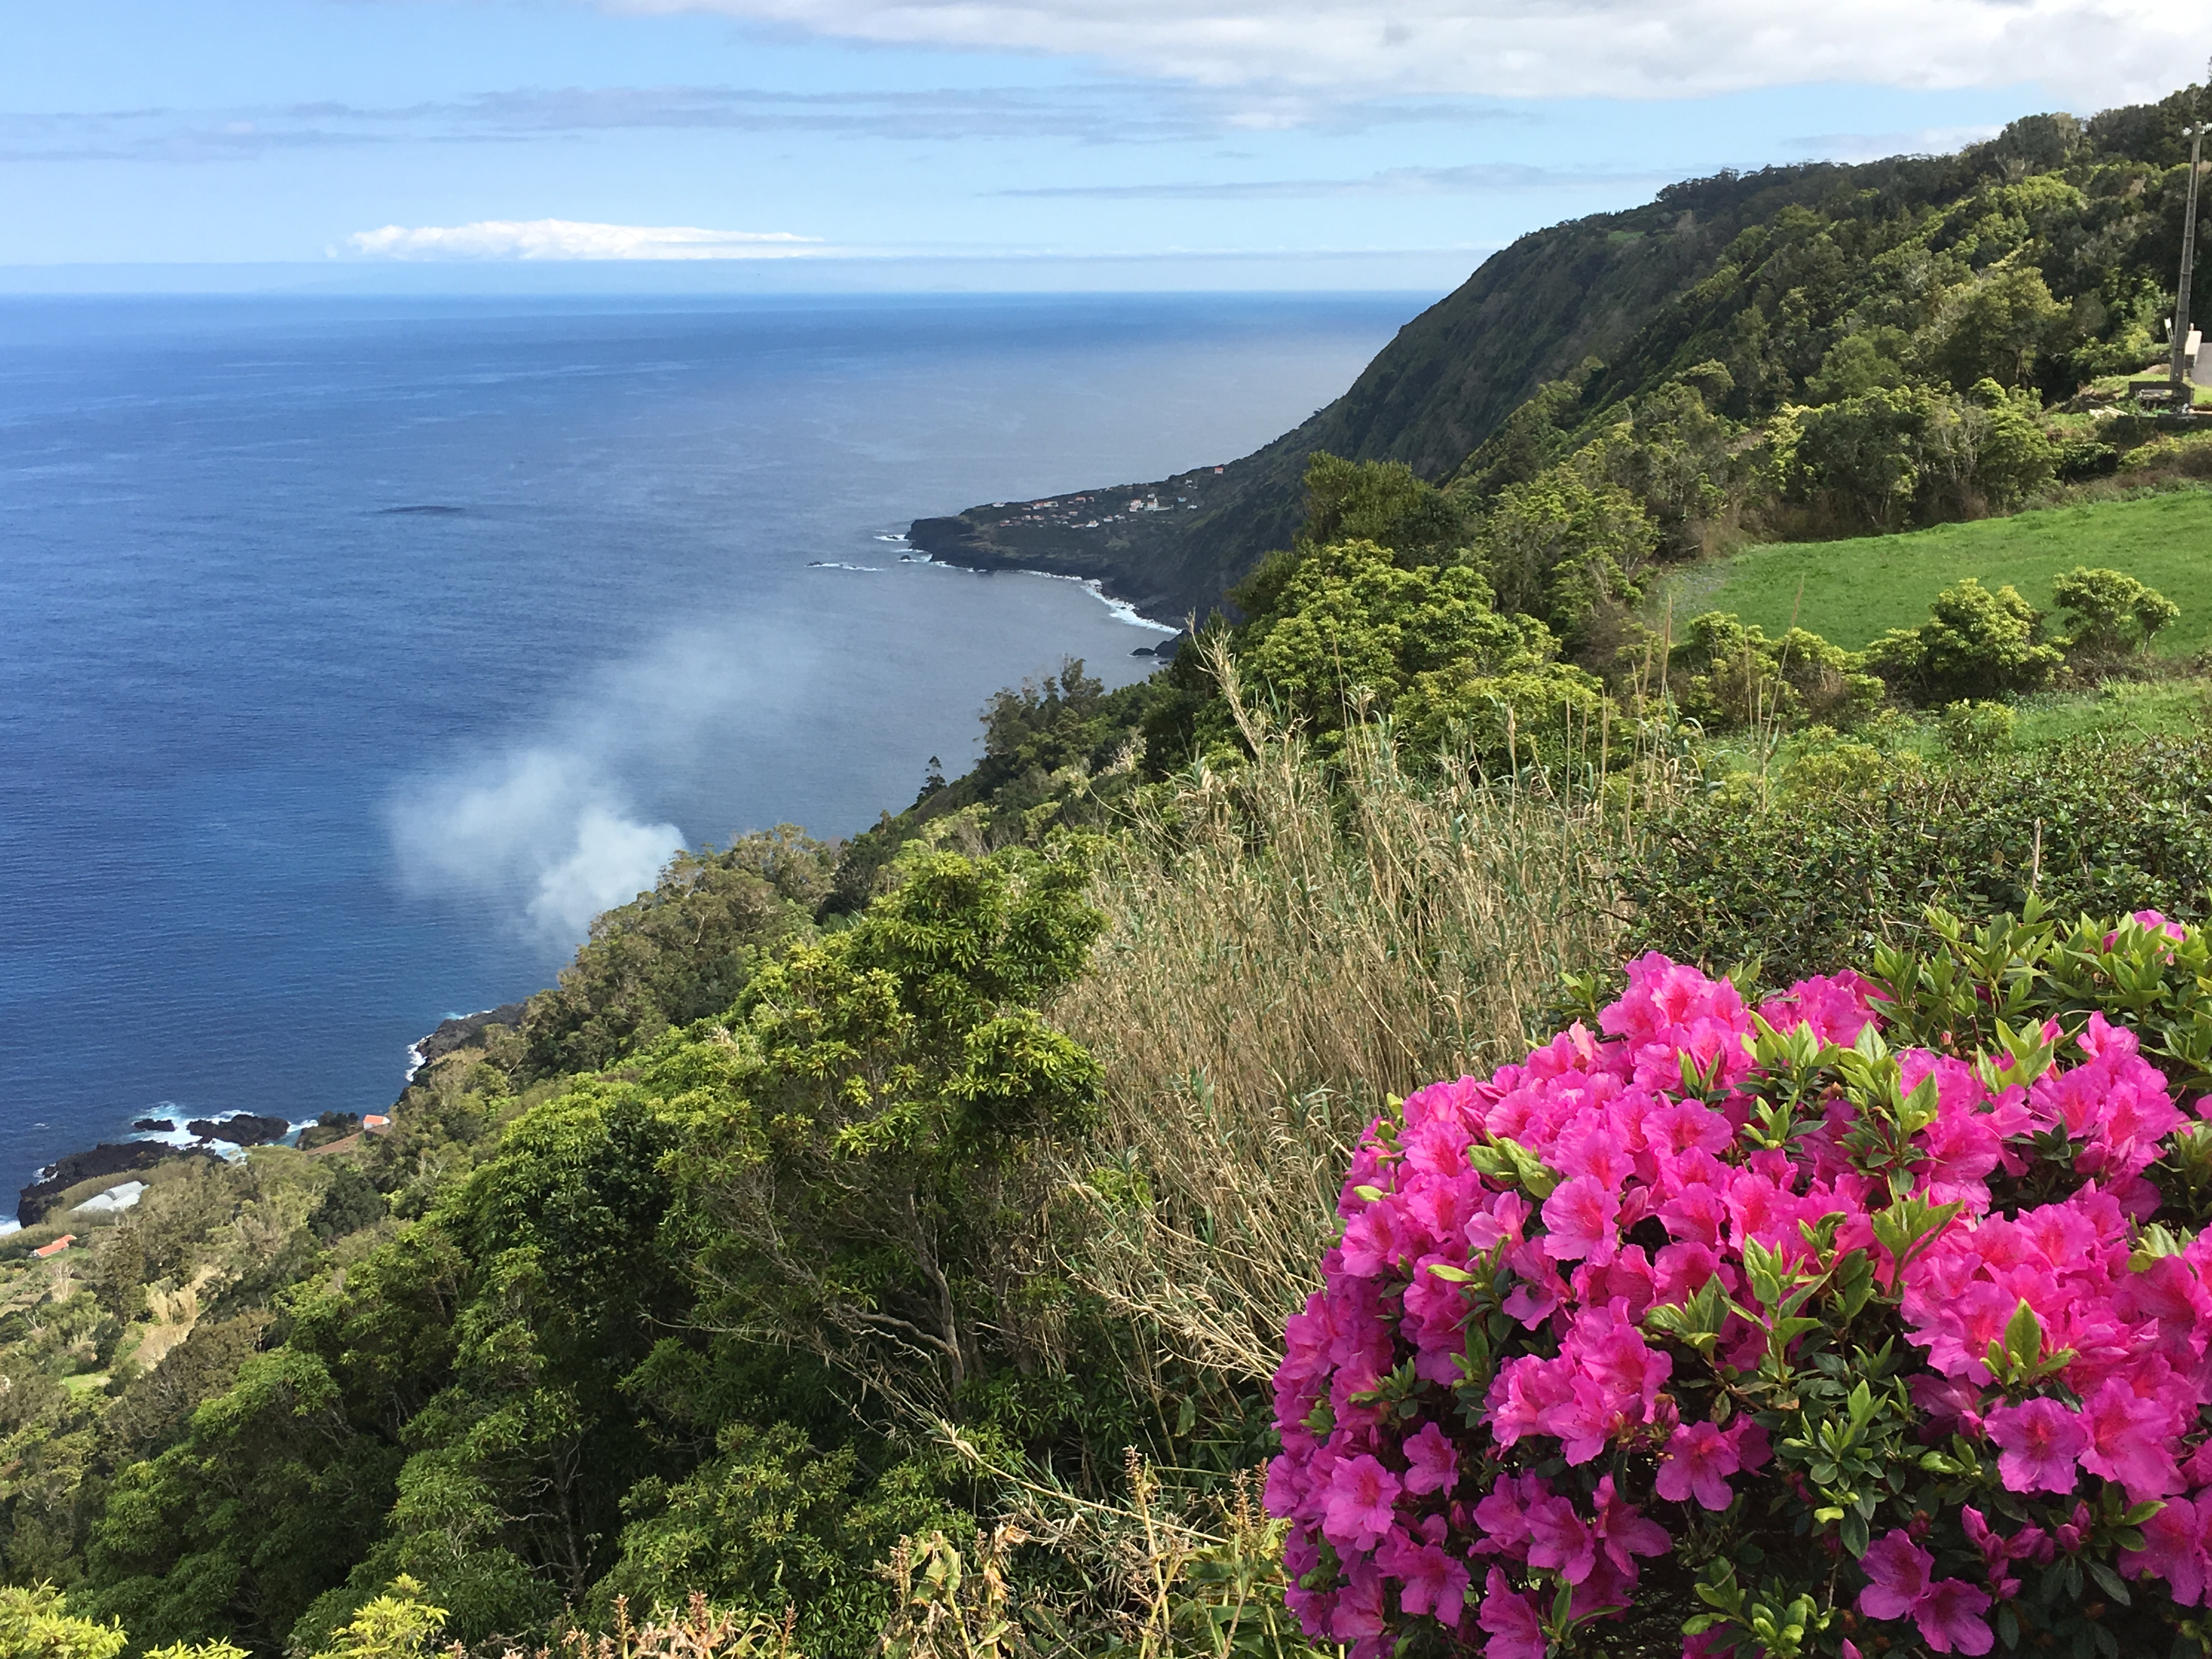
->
<box><xmin>910</xmin><ymin>91</ymin><xmax>2210</xmax><ymax>620</ymax></box>
<box><xmin>8</xmin><ymin>84</ymin><xmax>2212</xmax><ymax>1659</ymax></box>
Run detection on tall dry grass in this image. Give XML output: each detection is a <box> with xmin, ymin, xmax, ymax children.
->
<box><xmin>1051</xmin><ymin>660</ymin><xmax>1639</xmax><ymax>1385</ymax></box>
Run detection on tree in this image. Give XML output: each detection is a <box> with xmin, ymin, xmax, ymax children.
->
<box><xmin>2051</xmin><ymin>565</ymin><xmax>2180</xmax><ymax>657</ymax></box>
<box><xmin>1965</xmin><ymin>380</ymin><xmax>2058</xmax><ymax>506</ymax></box>
<box><xmin>1237</xmin><ymin>538</ymin><xmax>1557</xmax><ymax>741</ymax></box>
<box><xmin>1295</xmin><ymin>453</ymin><xmax>1470</xmax><ymax>566</ymax></box>
<box><xmin>1923</xmin><ymin>260</ymin><xmax>2066</xmax><ymax>390</ymax></box>
<box><xmin>1475</xmin><ymin>469</ymin><xmax>1657</xmax><ymax>639</ymax></box>
<box><xmin>675</xmin><ymin>844</ymin><xmax>1104</xmax><ymax>1414</ymax></box>
<box><xmin>518</xmin><ymin>830</ymin><xmax>833</xmax><ymax>1081</ymax></box>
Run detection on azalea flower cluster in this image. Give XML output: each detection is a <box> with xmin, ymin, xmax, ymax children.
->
<box><xmin>1265</xmin><ymin>912</ymin><xmax>2212</xmax><ymax>1658</ymax></box>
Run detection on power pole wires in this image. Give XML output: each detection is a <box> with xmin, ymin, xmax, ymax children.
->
<box><xmin>2173</xmin><ymin>61</ymin><xmax>2211</xmax><ymax>394</ymax></box>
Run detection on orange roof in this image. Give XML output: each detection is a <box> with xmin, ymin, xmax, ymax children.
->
<box><xmin>362</xmin><ymin>1115</ymin><xmax>391</xmax><ymax>1130</ymax></box>
<box><xmin>32</xmin><ymin>1234</ymin><xmax>75</xmax><ymax>1259</ymax></box>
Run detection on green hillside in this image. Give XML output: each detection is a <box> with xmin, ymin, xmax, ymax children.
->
<box><xmin>914</xmin><ymin>88</ymin><xmax>2212</xmax><ymax>619</ymax></box>
<box><xmin>1672</xmin><ymin>488</ymin><xmax>2212</xmax><ymax>657</ymax></box>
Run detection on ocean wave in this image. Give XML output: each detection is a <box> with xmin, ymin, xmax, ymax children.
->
<box><xmin>806</xmin><ymin>561</ymin><xmax>882</xmax><ymax>573</ymax></box>
<box><xmin>894</xmin><ymin>556</ymin><xmax>1172</xmax><ymax>631</ymax></box>
<box><xmin>1019</xmin><ymin>570</ymin><xmax>1177</xmax><ymax>633</ymax></box>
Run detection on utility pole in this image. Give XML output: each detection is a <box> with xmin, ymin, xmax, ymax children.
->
<box><xmin>2174</xmin><ymin>63</ymin><xmax>2211</xmax><ymax>399</ymax></box>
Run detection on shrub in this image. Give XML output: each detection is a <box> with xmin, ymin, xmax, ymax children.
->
<box><xmin>1669</xmin><ymin>614</ymin><xmax>1886</xmax><ymax>733</ymax></box>
<box><xmin>1395</xmin><ymin>664</ymin><xmax>1615</xmax><ymax>777</ymax></box>
<box><xmin>1627</xmin><ymin>735</ymin><xmax>2212</xmax><ymax>986</ymax></box>
<box><xmin>2053</xmin><ymin>439</ymin><xmax>2119</xmax><ymax>482</ymax></box>
<box><xmin>1265</xmin><ymin>906</ymin><xmax>2212</xmax><ymax>1659</ymax></box>
<box><xmin>1778</xmin><ymin>732</ymin><xmax>1896</xmax><ymax>802</ymax></box>
<box><xmin>1938</xmin><ymin>700</ymin><xmax>2016</xmax><ymax>760</ymax></box>
<box><xmin>0</xmin><ymin>1584</ymin><xmax>127</xmax><ymax>1659</ymax></box>
<box><xmin>2050</xmin><ymin>566</ymin><xmax>2180</xmax><ymax>658</ymax></box>
<box><xmin>1862</xmin><ymin>579</ymin><xmax>2063</xmax><ymax>706</ymax></box>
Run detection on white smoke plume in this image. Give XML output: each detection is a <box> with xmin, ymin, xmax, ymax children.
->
<box><xmin>388</xmin><ymin>624</ymin><xmax>815</xmax><ymax>951</ymax></box>
<box><xmin>391</xmin><ymin>747</ymin><xmax>684</xmax><ymax>945</ymax></box>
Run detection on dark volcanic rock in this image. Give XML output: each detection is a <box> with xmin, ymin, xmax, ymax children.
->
<box><xmin>132</xmin><ymin>1118</ymin><xmax>175</xmax><ymax>1132</ymax></box>
<box><xmin>413</xmin><ymin>1002</ymin><xmax>526</xmax><ymax>1071</ymax></box>
<box><xmin>187</xmin><ymin>1114</ymin><xmax>290</xmax><ymax>1147</ymax></box>
<box><xmin>20</xmin><ymin>1142</ymin><xmax>195</xmax><ymax>1226</ymax></box>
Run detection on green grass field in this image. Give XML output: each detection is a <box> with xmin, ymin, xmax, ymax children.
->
<box><xmin>1667</xmin><ymin>488</ymin><xmax>2212</xmax><ymax>658</ymax></box>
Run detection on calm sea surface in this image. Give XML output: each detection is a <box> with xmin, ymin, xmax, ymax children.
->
<box><xmin>0</xmin><ymin>291</ymin><xmax>1420</xmax><ymax>1184</ymax></box>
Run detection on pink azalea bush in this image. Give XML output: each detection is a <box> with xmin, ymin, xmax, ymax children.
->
<box><xmin>1266</xmin><ymin>906</ymin><xmax>2212</xmax><ymax>1657</ymax></box>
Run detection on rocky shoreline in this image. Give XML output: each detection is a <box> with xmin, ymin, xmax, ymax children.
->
<box><xmin>17</xmin><ymin>1003</ymin><xmax>529</xmax><ymax>1227</ymax></box>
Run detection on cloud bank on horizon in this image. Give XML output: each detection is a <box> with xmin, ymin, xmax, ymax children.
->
<box><xmin>617</xmin><ymin>0</ymin><xmax>2202</xmax><ymax>106</ymax></box>
<box><xmin>347</xmin><ymin>218</ymin><xmax>823</xmax><ymax>259</ymax></box>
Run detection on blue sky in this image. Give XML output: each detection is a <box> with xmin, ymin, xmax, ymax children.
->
<box><xmin>1</xmin><ymin>0</ymin><xmax>2200</xmax><ymax>287</ymax></box>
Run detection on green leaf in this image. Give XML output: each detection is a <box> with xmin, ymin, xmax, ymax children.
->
<box><xmin>2086</xmin><ymin>1560</ymin><xmax>2130</xmax><ymax>1605</ymax></box>
<box><xmin>1841</xmin><ymin>1509</ymin><xmax>1869</xmax><ymax>1558</ymax></box>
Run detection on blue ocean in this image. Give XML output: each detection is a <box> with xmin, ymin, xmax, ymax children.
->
<box><xmin>0</xmin><ymin>291</ymin><xmax>1419</xmax><ymax>1187</ymax></box>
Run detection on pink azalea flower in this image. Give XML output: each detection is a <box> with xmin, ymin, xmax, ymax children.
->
<box><xmin>2120</xmin><ymin>1493</ymin><xmax>2207</xmax><ymax>1605</ymax></box>
<box><xmin>1655</xmin><ymin>1420</ymin><xmax>1741</xmax><ymax>1510</ymax></box>
<box><xmin>1542</xmin><ymin>1175</ymin><xmax>1620</xmax><ymax>1265</ymax></box>
<box><xmin>1379</xmin><ymin>1532</ymin><xmax>1470</xmax><ymax>1625</ymax></box>
<box><xmin>1476</xmin><ymin>1568</ymin><xmax>1547</xmax><ymax>1659</ymax></box>
<box><xmin>1321</xmin><ymin>1455</ymin><xmax>1402</xmax><ymax>1554</ymax></box>
<box><xmin>1401</xmin><ymin>1421</ymin><xmax>1460</xmax><ymax>1497</ymax></box>
<box><xmin>1917</xmin><ymin>1578</ymin><xmax>1995</xmax><ymax>1655</ymax></box>
<box><xmin>1859</xmin><ymin>1528</ymin><xmax>1993</xmax><ymax>1654</ymax></box>
<box><xmin>1656</xmin><ymin>1182</ymin><xmax>1728</xmax><ymax>1247</ymax></box>
<box><xmin>2078</xmin><ymin>1376</ymin><xmax>2182</xmax><ymax>1500</ymax></box>
<box><xmin>1470</xmin><ymin>1472</ymin><xmax>1548</xmax><ymax>1561</ymax></box>
<box><xmin>1265</xmin><ymin>928</ymin><xmax>2212</xmax><ymax>1651</ymax></box>
<box><xmin>1589</xmin><ymin>1475</ymin><xmax>1670</xmax><ymax>1575</ymax></box>
<box><xmin>1330</xmin><ymin>1561</ymin><xmax>1389</xmax><ymax>1649</ymax></box>
<box><xmin>1339</xmin><ymin>1197</ymin><xmax>1411</xmax><ymax>1278</ymax></box>
<box><xmin>1524</xmin><ymin>1492</ymin><xmax>1596</xmax><ymax>1582</ymax></box>
<box><xmin>1986</xmin><ymin>1398</ymin><xmax>2087</xmax><ymax>1495</ymax></box>
<box><xmin>1859</xmin><ymin>1530</ymin><xmax>1933</xmax><ymax>1621</ymax></box>
<box><xmin>2106</xmin><ymin>909</ymin><xmax>2188</xmax><ymax>950</ymax></box>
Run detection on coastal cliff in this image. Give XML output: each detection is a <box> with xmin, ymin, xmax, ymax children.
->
<box><xmin>909</xmin><ymin>160</ymin><xmax>2002</xmax><ymax>618</ymax></box>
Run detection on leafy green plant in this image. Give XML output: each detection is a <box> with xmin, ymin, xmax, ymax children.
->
<box><xmin>1628</xmin><ymin>733</ymin><xmax>2212</xmax><ymax>985</ymax></box>
<box><xmin>0</xmin><ymin>1585</ymin><xmax>127</xmax><ymax>1659</ymax></box>
<box><xmin>305</xmin><ymin>1577</ymin><xmax>448</xmax><ymax>1659</ymax></box>
<box><xmin>1938</xmin><ymin>698</ymin><xmax>2016</xmax><ymax>759</ymax></box>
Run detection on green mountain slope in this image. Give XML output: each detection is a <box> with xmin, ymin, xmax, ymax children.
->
<box><xmin>909</xmin><ymin>93</ymin><xmax>2207</xmax><ymax>620</ymax></box>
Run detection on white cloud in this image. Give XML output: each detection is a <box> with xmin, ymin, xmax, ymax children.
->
<box><xmin>998</xmin><ymin>161</ymin><xmax>1670</xmax><ymax>198</ymax></box>
<box><xmin>346</xmin><ymin>217</ymin><xmax>823</xmax><ymax>260</ymax></box>
<box><xmin>612</xmin><ymin>0</ymin><xmax>2205</xmax><ymax>106</ymax></box>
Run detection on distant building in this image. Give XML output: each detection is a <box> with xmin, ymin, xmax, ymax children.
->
<box><xmin>33</xmin><ymin>1234</ymin><xmax>75</xmax><ymax>1259</ymax></box>
<box><xmin>363</xmin><ymin>1114</ymin><xmax>392</xmax><ymax>1132</ymax></box>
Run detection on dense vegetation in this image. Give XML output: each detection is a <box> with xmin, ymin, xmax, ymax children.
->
<box><xmin>914</xmin><ymin>89</ymin><xmax>2212</xmax><ymax>619</ymax></box>
<box><xmin>5</xmin><ymin>86</ymin><xmax>2211</xmax><ymax>1659</ymax></box>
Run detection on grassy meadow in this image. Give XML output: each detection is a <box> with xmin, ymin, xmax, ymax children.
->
<box><xmin>1666</xmin><ymin>487</ymin><xmax>2212</xmax><ymax>657</ymax></box>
